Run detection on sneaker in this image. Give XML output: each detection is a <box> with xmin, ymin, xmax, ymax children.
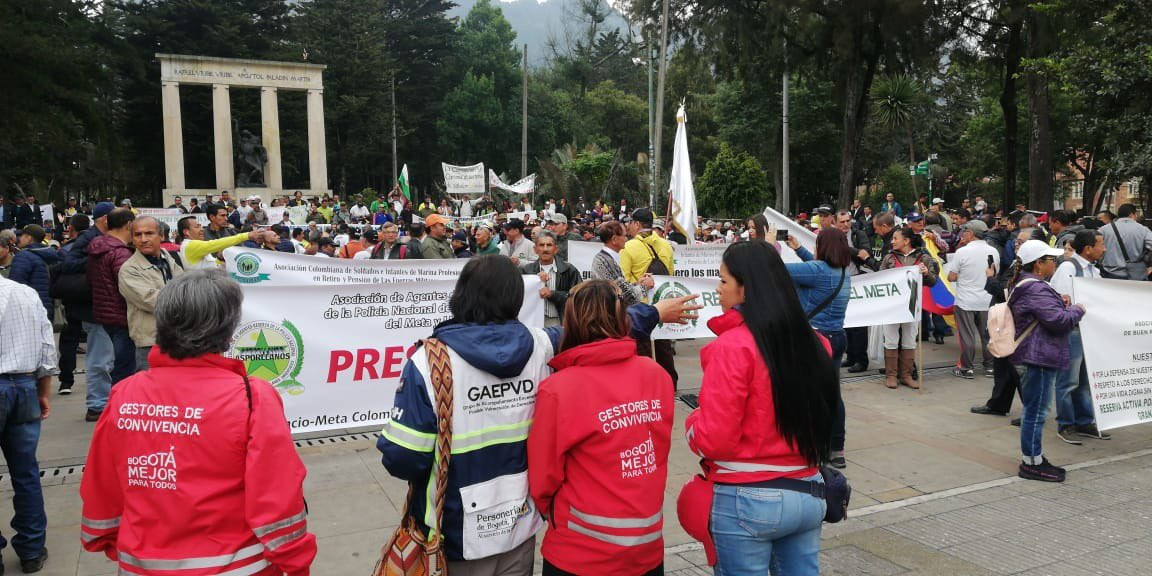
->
<box><xmin>984</xmin><ymin>368</ymin><xmax>994</xmax><ymax>378</ymax></box>
<box><xmin>1019</xmin><ymin>458</ymin><xmax>1066</xmax><ymax>482</ymax></box>
<box><xmin>58</xmin><ymin>384</ymin><xmax>73</xmax><ymax>396</ymax></box>
<box><xmin>970</xmin><ymin>405</ymin><xmax>1007</xmax><ymax>416</ymax></box>
<box><xmin>85</xmin><ymin>409</ymin><xmax>102</xmax><ymax>423</ymax></box>
<box><xmin>20</xmin><ymin>547</ymin><xmax>47</xmax><ymax>573</ymax></box>
<box><xmin>1076</xmin><ymin>424</ymin><xmax>1112</xmax><ymax>440</ymax></box>
<box><xmin>951</xmin><ymin>368</ymin><xmax>975</xmax><ymax>379</ymax></box>
<box><xmin>829</xmin><ymin>456</ymin><xmax>847</xmax><ymax>469</ymax></box>
<box><xmin>1057</xmin><ymin>426</ymin><xmax>1083</xmax><ymax>445</ymax></box>
<box><xmin>1011</xmin><ymin>417</ymin><xmax>1021</xmax><ymax>427</ymax></box>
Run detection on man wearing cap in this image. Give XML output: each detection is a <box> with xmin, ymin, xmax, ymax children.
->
<box><xmin>450</xmin><ymin>230</ymin><xmax>473</xmax><ymax>258</ymax></box>
<box><xmin>473</xmin><ymin>224</ymin><xmax>500</xmax><ymax>255</ymax></box>
<box><xmin>621</xmin><ymin>207</ymin><xmax>678</xmax><ymax>385</ymax></box>
<box><xmin>546</xmin><ymin>213</ymin><xmax>582</xmax><ymax>262</ymax></box>
<box><xmin>420</xmin><ymin>214</ymin><xmax>454</xmax><ymax>259</ymax></box>
<box><xmin>354</xmin><ymin>228</ymin><xmax>379</xmax><ymax>260</ymax></box>
<box><xmin>929</xmin><ymin>197</ymin><xmax>952</xmax><ymax>232</ymax></box>
<box><xmin>948</xmin><ymin>220</ymin><xmax>1000</xmax><ymax>379</ymax></box>
<box><xmin>119</xmin><ymin>198</ymin><xmax>138</xmax><ymax>215</ymax></box>
<box><xmin>8</xmin><ymin>225</ymin><xmax>58</xmax><ymax>321</ymax></box>
<box><xmin>246</xmin><ymin>197</ymin><xmax>268</xmax><ymax>227</ymax></box>
<box><xmin>499</xmin><ymin>218</ymin><xmax>536</xmax><ymax>266</ymax></box>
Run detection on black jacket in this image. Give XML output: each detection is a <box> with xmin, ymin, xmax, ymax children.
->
<box><xmin>520</xmin><ymin>259</ymin><xmax>582</xmax><ymax>316</ymax></box>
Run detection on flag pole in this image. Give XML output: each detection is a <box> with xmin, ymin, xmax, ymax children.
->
<box><xmin>653</xmin><ymin>0</ymin><xmax>671</xmax><ymax>210</ymax></box>
<box><xmin>391</xmin><ymin>73</ymin><xmax>397</xmax><ymax>186</ymax></box>
<box><xmin>521</xmin><ymin>44</ymin><xmax>528</xmax><ymax>180</ymax></box>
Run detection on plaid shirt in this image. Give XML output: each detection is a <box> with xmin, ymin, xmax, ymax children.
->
<box><xmin>0</xmin><ymin>276</ymin><xmax>57</xmax><ymax>378</ymax></box>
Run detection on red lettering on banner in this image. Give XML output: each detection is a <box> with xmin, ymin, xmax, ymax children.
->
<box><xmin>383</xmin><ymin>346</ymin><xmax>405</xmax><ymax>378</ymax></box>
<box><xmin>356</xmin><ymin>349</ymin><xmax>381</xmax><ymax>380</ymax></box>
<box><xmin>328</xmin><ymin>350</ymin><xmax>353</xmax><ymax>383</ymax></box>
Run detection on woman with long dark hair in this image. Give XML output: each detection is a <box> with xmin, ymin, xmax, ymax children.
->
<box><xmin>528</xmin><ymin>281</ymin><xmax>674</xmax><ymax>576</ymax></box>
<box><xmin>684</xmin><ymin>241</ymin><xmax>837</xmax><ymax>575</ymax></box>
<box><xmin>745</xmin><ymin>213</ymin><xmax>771</xmax><ymax>241</ymax></box>
<box><xmin>879</xmin><ymin>227</ymin><xmax>939</xmax><ymax>389</ymax></box>
<box><xmin>784</xmin><ymin>227</ymin><xmax>853</xmax><ymax>468</ymax></box>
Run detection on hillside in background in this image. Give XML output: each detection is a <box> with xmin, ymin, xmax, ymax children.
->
<box><xmin>449</xmin><ymin>0</ymin><xmax>632</xmax><ymax>64</ymax></box>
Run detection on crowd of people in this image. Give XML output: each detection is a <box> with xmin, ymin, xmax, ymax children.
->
<box><xmin>1</xmin><ymin>184</ymin><xmax>1150</xmax><ymax>575</ymax></box>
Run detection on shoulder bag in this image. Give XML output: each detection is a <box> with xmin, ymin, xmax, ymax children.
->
<box><xmin>373</xmin><ymin>339</ymin><xmax>454</xmax><ymax>576</ymax></box>
<box><xmin>1110</xmin><ymin>221</ymin><xmax>1150</xmax><ymax>280</ymax></box>
<box><xmin>806</xmin><ymin>268</ymin><xmax>846</xmax><ymax>321</ymax></box>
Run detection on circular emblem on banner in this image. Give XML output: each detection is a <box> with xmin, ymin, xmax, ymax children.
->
<box><xmin>228</xmin><ymin>320</ymin><xmax>305</xmax><ymax>395</ymax></box>
<box><xmin>230</xmin><ymin>252</ymin><xmax>270</xmax><ymax>284</ymax></box>
<box><xmin>652</xmin><ymin>280</ymin><xmax>697</xmax><ymax>334</ymax></box>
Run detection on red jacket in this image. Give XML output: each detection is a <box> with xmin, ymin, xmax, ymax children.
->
<box><xmin>685</xmin><ymin>308</ymin><xmax>830</xmax><ymax>484</ymax></box>
<box><xmin>81</xmin><ymin>349</ymin><xmax>317</xmax><ymax>575</ymax></box>
<box><xmin>528</xmin><ymin>338</ymin><xmax>674</xmax><ymax>576</ymax></box>
<box><xmin>87</xmin><ymin>233</ymin><xmax>134</xmax><ymax>326</ymax></box>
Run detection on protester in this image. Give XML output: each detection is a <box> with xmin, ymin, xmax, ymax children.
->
<box><xmin>499</xmin><ymin>218</ymin><xmax>536</xmax><ymax>266</ymax></box>
<box><xmin>1007</xmin><ymin>240</ymin><xmax>1086</xmax><ymax>482</ymax></box>
<box><xmin>784</xmin><ymin>228</ymin><xmax>852</xmax><ymax>468</ymax></box>
<box><xmin>81</xmin><ymin>270</ymin><xmax>317</xmax><ymax>575</ymax></box>
<box><xmin>118</xmin><ymin>216</ymin><xmax>184</xmax><ymax>372</ymax></box>
<box><xmin>4</xmin><ymin>227</ymin><xmax>56</xmax><ymax>322</ymax></box>
<box><xmin>836</xmin><ymin>210</ymin><xmax>875</xmax><ymax>373</ymax></box>
<box><xmin>880</xmin><ymin>192</ymin><xmax>903</xmax><ymax>217</ymax></box>
<box><xmin>473</xmin><ymin>224</ymin><xmax>501</xmax><ymax>255</ymax></box>
<box><xmin>880</xmin><ymin>227</ymin><xmax>939</xmax><ymax>389</ymax></box>
<box><xmin>871</xmin><ymin>212</ymin><xmax>896</xmax><ymax>260</ymax></box>
<box><xmin>451</xmin><ymin>229</ymin><xmax>473</xmax><ymax>258</ymax></box>
<box><xmin>545</xmin><ymin>214</ymin><xmax>582</xmax><ymax>262</ymax></box>
<box><xmin>682</xmin><ymin>241</ymin><xmax>836</xmax><ymax>575</ymax></box>
<box><xmin>745</xmin><ymin>213</ymin><xmax>771</xmax><ymax>241</ymax></box>
<box><xmin>528</xmin><ymin>280</ymin><xmax>674</xmax><ymax>576</ymax></box>
<box><xmin>1099</xmin><ymin>203</ymin><xmax>1151</xmax><ymax>280</ymax></box>
<box><xmin>316</xmin><ymin>237</ymin><xmax>337</xmax><ymax>257</ymax></box>
<box><xmin>369</xmin><ymin>222</ymin><xmax>412</xmax><ymax>259</ymax></box>
<box><xmin>948</xmin><ymin>219</ymin><xmax>1000</xmax><ymax>379</ymax></box>
<box><xmin>0</xmin><ymin>231</ymin><xmax>11</xmax><ymax>276</ymax></box>
<box><xmin>590</xmin><ymin>220</ymin><xmax>647</xmax><ymax>308</ymax></box>
<box><xmin>88</xmin><ymin>208</ymin><xmax>138</xmax><ymax>388</ymax></box>
<box><xmin>521</xmin><ymin>231</ymin><xmax>582</xmax><ymax>327</ymax></box>
<box><xmin>621</xmin><ymin>207</ymin><xmax>678</xmax><ymax>386</ymax></box>
<box><xmin>0</xmin><ymin>274</ymin><xmax>56</xmax><ymax>573</ymax></box>
<box><xmin>971</xmin><ymin>248</ymin><xmax>1021</xmax><ymax>417</ymax></box>
<box><xmin>174</xmin><ymin>215</ymin><xmax>274</xmax><ymax>269</ymax></box>
<box><xmin>1048</xmin><ymin>230</ymin><xmax>1110</xmax><ymax>444</ymax></box>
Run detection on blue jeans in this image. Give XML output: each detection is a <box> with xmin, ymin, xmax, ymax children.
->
<box><xmin>818</xmin><ymin>329</ymin><xmax>847</xmax><ymax>453</ymax></box>
<box><xmin>1017</xmin><ymin>364</ymin><xmax>1060</xmax><ymax>461</ymax></box>
<box><xmin>82</xmin><ymin>322</ymin><xmax>113</xmax><ymax>412</ymax></box>
<box><xmin>103</xmin><ymin>324</ymin><xmax>137</xmax><ymax>385</ymax></box>
<box><xmin>0</xmin><ymin>374</ymin><xmax>46</xmax><ymax>559</ymax></box>
<box><xmin>711</xmin><ymin>475</ymin><xmax>826</xmax><ymax>575</ymax></box>
<box><xmin>1055</xmin><ymin>330</ymin><xmax>1094</xmax><ymax>429</ymax></box>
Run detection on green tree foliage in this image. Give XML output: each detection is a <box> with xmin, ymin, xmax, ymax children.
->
<box><xmin>697</xmin><ymin>143</ymin><xmax>770</xmax><ymax>218</ymax></box>
<box><xmin>438</xmin><ymin>72</ymin><xmax>508</xmax><ymax>167</ymax></box>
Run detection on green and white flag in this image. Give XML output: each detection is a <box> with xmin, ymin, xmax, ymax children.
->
<box><xmin>398</xmin><ymin>164</ymin><xmax>411</xmax><ymax>201</ymax></box>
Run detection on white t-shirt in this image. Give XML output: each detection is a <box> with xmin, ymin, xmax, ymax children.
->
<box><xmin>1050</xmin><ymin>253</ymin><xmax>1099</xmax><ymax>297</ymax></box>
<box><xmin>950</xmin><ymin>239</ymin><xmax>1000</xmax><ymax>311</ymax></box>
<box><xmin>353</xmin><ymin>248</ymin><xmax>373</xmax><ymax>260</ymax></box>
<box><xmin>350</xmin><ymin>204</ymin><xmax>370</xmax><ymax>222</ymax></box>
<box><xmin>333</xmin><ymin>234</ymin><xmax>350</xmax><ymax>247</ymax></box>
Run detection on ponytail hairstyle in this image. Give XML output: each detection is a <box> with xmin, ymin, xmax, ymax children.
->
<box><xmin>721</xmin><ymin>242</ymin><xmax>836</xmax><ymax>466</ymax></box>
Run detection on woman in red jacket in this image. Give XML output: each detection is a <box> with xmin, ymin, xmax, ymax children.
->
<box><xmin>685</xmin><ymin>241</ymin><xmax>838</xmax><ymax>575</ymax></box>
<box><xmin>528</xmin><ymin>280</ymin><xmax>674</xmax><ymax>576</ymax></box>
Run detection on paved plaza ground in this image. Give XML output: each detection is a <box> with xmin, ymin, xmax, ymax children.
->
<box><xmin>2</xmin><ymin>337</ymin><xmax>1148</xmax><ymax>575</ymax></box>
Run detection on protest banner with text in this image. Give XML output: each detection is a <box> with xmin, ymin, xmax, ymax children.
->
<box><xmin>442</xmin><ymin>162</ymin><xmax>486</xmax><ymax>195</ymax></box>
<box><xmin>1075</xmin><ymin>278</ymin><xmax>1152</xmax><ymax>431</ymax></box>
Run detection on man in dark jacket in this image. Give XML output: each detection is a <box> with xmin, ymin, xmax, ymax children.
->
<box><xmin>521</xmin><ymin>231</ymin><xmax>582</xmax><ymax>327</ymax></box>
<box><xmin>13</xmin><ymin>195</ymin><xmax>38</xmax><ymax>229</ymax></box>
<box><xmin>370</xmin><ymin>222</ymin><xmax>413</xmax><ymax>260</ymax></box>
<box><xmin>57</xmin><ymin>203</ymin><xmax>115</xmax><ymax>411</ymax></box>
<box><xmin>10</xmin><ymin>225</ymin><xmax>58</xmax><ymax>320</ymax></box>
<box><xmin>88</xmin><ymin>208</ymin><xmax>137</xmax><ymax>390</ymax></box>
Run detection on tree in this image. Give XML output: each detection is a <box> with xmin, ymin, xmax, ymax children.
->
<box><xmin>871</xmin><ymin>74</ymin><xmax>926</xmax><ymax>197</ymax></box>
<box><xmin>437</xmin><ymin>72</ymin><xmax>508</xmax><ymax>167</ymax></box>
<box><xmin>697</xmin><ymin>143</ymin><xmax>770</xmax><ymax>218</ymax></box>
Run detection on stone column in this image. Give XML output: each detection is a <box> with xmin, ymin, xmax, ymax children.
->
<box><xmin>161</xmin><ymin>82</ymin><xmax>185</xmax><ymax>192</ymax></box>
<box><xmin>212</xmin><ymin>84</ymin><xmax>235</xmax><ymax>191</ymax></box>
<box><xmin>260</xmin><ymin>87</ymin><xmax>283</xmax><ymax>191</ymax></box>
<box><xmin>307</xmin><ymin>88</ymin><xmax>328</xmax><ymax>192</ymax></box>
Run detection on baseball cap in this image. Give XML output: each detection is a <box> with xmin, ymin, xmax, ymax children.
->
<box><xmin>547</xmin><ymin>213</ymin><xmax>568</xmax><ymax>224</ymax></box>
<box><xmin>93</xmin><ymin>202</ymin><xmax>115</xmax><ymax>220</ymax></box>
<box><xmin>905</xmin><ymin>211</ymin><xmax>924</xmax><ymax>222</ymax></box>
<box><xmin>425</xmin><ymin>214</ymin><xmax>449</xmax><ymax>228</ymax></box>
<box><xmin>963</xmin><ymin>220</ymin><xmax>988</xmax><ymax>234</ymax></box>
<box><xmin>503</xmin><ymin>218</ymin><xmax>525</xmax><ymax>231</ymax></box>
<box><xmin>120</xmin><ymin>199</ymin><xmax>132</xmax><ymax>206</ymax></box>
<box><xmin>677</xmin><ymin>476</ymin><xmax>717</xmax><ymax>566</ymax></box>
<box><xmin>451</xmin><ymin>230</ymin><xmax>469</xmax><ymax>243</ymax></box>
<box><xmin>362</xmin><ymin>228</ymin><xmax>379</xmax><ymax>242</ymax></box>
<box><xmin>932</xmin><ymin>197</ymin><xmax>945</xmax><ymax>205</ymax></box>
<box><xmin>21</xmin><ymin>224</ymin><xmax>46</xmax><ymax>243</ymax></box>
<box><xmin>1017</xmin><ymin>239</ymin><xmax>1063</xmax><ymax>265</ymax></box>
<box><xmin>817</xmin><ymin>205</ymin><xmax>833</xmax><ymax>214</ymax></box>
<box><xmin>631</xmin><ymin>207</ymin><xmax>654</xmax><ymax>226</ymax></box>
<box><xmin>797</xmin><ymin>213</ymin><xmax>809</xmax><ymax>220</ymax></box>
<box><xmin>652</xmin><ymin>219</ymin><xmax>665</xmax><ymax>230</ymax></box>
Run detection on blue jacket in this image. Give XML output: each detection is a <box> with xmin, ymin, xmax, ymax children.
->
<box><xmin>1008</xmin><ymin>273</ymin><xmax>1084</xmax><ymax>370</ymax></box>
<box><xmin>377</xmin><ymin>306</ymin><xmax>659</xmax><ymax>561</ymax></box>
<box><xmin>10</xmin><ymin>246</ymin><xmax>58</xmax><ymax>320</ymax></box>
<box><xmin>786</xmin><ymin>247</ymin><xmax>851</xmax><ymax>332</ymax></box>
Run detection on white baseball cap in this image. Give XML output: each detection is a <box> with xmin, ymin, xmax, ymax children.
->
<box><xmin>932</xmin><ymin>197</ymin><xmax>945</xmax><ymax>205</ymax></box>
<box><xmin>1016</xmin><ymin>240</ymin><xmax>1063</xmax><ymax>265</ymax></box>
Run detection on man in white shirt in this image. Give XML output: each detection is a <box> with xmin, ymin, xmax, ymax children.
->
<box><xmin>349</xmin><ymin>196</ymin><xmax>371</xmax><ymax>224</ymax></box>
<box><xmin>947</xmin><ymin>219</ymin><xmax>1000</xmax><ymax>379</ymax></box>
<box><xmin>1049</xmin><ymin>229</ymin><xmax>1110</xmax><ymax>443</ymax></box>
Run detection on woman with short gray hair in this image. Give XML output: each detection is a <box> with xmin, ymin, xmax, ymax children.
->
<box><xmin>81</xmin><ymin>270</ymin><xmax>317</xmax><ymax>575</ymax></box>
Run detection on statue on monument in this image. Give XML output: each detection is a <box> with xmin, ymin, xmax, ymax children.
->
<box><xmin>234</xmin><ymin>120</ymin><xmax>268</xmax><ymax>187</ymax></box>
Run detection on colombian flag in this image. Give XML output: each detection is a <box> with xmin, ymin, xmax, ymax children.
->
<box><xmin>922</xmin><ymin>237</ymin><xmax>956</xmax><ymax>327</ymax></box>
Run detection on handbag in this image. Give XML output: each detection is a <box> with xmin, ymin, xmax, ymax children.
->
<box><xmin>373</xmin><ymin>339</ymin><xmax>455</xmax><ymax>576</ymax></box>
<box><xmin>819</xmin><ymin>465</ymin><xmax>852</xmax><ymax>523</ymax></box>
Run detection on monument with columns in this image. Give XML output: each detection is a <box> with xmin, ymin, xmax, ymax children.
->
<box><xmin>158</xmin><ymin>53</ymin><xmax>329</xmax><ymax>205</ymax></box>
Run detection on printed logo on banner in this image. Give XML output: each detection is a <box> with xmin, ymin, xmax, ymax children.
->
<box><xmin>228</xmin><ymin>320</ymin><xmax>305</xmax><ymax>395</ymax></box>
<box><xmin>652</xmin><ymin>280</ymin><xmax>698</xmax><ymax>334</ymax></box>
<box><xmin>231</xmin><ymin>252</ymin><xmax>271</xmax><ymax>284</ymax></box>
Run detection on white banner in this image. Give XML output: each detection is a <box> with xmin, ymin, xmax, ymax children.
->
<box><xmin>223</xmin><ymin>247</ymin><xmax>466</xmax><ymax>286</ymax></box>
<box><xmin>443</xmin><ymin>162</ymin><xmax>486</xmax><ymax>195</ymax></box>
<box><xmin>1074</xmin><ymin>278</ymin><xmax>1152</xmax><ymax>431</ymax></box>
<box><xmin>138</xmin><ymin>208</ymin><xmax>182</xmax><ymax>216</ymax></box>
<box><xmin>489</xmin><ymin>170</ymin><xmax>536</xmax><ymax>195</ymax></box>
<box><xmin>226</xmin><ymin>279</ymin><xmax>544</xmax><ymax>434</ymax></box>
<box><xmin>504</xmin><ymin>209</ymin><xmax>538</xmax><ymax>223</ymax></box>
<box><xmin>153</xmin><ymin>213</ymin><xmax>208</xmax><ymax>230</ymax></box>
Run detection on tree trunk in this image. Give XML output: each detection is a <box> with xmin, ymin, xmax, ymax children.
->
<box><xmin>1026</xmin><ymin>8</ymin><xmax>1054</xmax><ymax>211</ymax></box>
<box><xmin>837</xmin><ymin>47</ymin><xmax>880</xmax><ymax>209</ymax></box>
<box><xmin>1000</xmin><ymin>18</ymin><xmax>1023</xmax><ymax>212</ymax></box>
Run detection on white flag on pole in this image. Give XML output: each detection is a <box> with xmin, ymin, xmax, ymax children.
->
<box><xmin>668</xmin><ymin>105</ymin><xmax>698</xmax><ymax>240</ymax></box>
